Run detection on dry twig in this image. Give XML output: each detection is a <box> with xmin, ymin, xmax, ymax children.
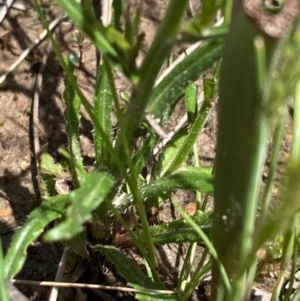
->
<box><xmin>11</xmin><ymin>279</ymin><xmax>178</xmax><ymax>295</ymax></box>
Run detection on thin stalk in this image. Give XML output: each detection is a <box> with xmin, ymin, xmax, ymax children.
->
<box><xmin>199</xmin><ymin>63</ymin><xmax>219</xmax><ymax>212</ymax></box>
<box><xmin>200</xmin><ymin>193</ymin><xmax>210</xmax><ymax>211</ymax></box>
<box><xmin>244</xmin><ymin>261</ymin><xmax>258</xmax><ymax>300</ymax></box>
<box><xmin>179</xmin><ymin>250</ymin><xmax>210</xmax><ymax>300</ymax></box>
<box><xmin>129</xmin><ymin>207</ymin><xmax>143</xmax><ymax>252</ymax></box>
<box><xmin>223</xmin><ymin>0</ymin><xmax>233</xmax><ymax>25</ymax></box>
<box><xmin>103</xmin><ymin>58</ymin><xmax>159</xmax><ymax>274</ymax></box>
<box><xmin>177</xmin><ymin>137</ymin><xmax>202</xmax><ymax>291</ymax></box>
<box><xmin>173</xmin><ymin>198</ymin><xmax>231</xmax><ymax>295</ymax></box>
<box><xmin>282</xmin><ymin>229</ymin><xmax>299</xmax><ymax>301</ymax></box>
<box><xmin>260</xmin><ymin>114</ymin><xmax>285</xmax><ymax>225</ymax></box>
<box><xmin>177</xmin><ymin>245</ymin><xmax>197</xmax><ymax>291</ymax></box>
<box><xmin>270</xmin><ymin>228</ymin><xmax>294</xmax><ymax>301</ymax></box>
<box><xmin>114</xmin><ymin>0</ymin><xmax>189</xmax><ymax>159</ymax></box>
<box><xmin>102</xmin><ymin>57</ymin><xmax>123</xmax><ymax>129</ymax></box>
<box><xmin>193</xmin><ymin>143</ymin><xmax>201</xmax><ymax>210</ymax></box>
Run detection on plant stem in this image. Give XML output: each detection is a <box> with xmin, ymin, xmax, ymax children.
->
<box><xmin>212</xmin><ymin>6</ymin><xmax>279</xmax><ymax>300</ymax></box>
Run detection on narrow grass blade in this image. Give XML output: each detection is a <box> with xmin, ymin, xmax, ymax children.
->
<box><xmin>132</xmin><ymin>132</ymin><xmax>157</xmax><ymax>176</ymax></box>
<box><xmin>62</xmin><ymin>59</ymin><xmax>86</xmax><ymax>187</ymax></box>
<box><xmin>116</xmin><ymin>166</ymin><xmax>213</xmax><ymax>211</ymax></box>
<box><xmin>270</xmin><ymin>228</ymin><xmax>295</xmax><ymax>301</ymax></box>
<box><xmin>147</xmin><ymin>40</ymin><xmax>223</xmax><ymax>118</ymax></box>
<box><xmin>185</xmin><ymin>83</ymin><xmax>198</xmax><ymax>124</ymax></box>
<box><xmin>94</xmin><ymin>245</ymin><xmax>179</xmax><ymax>301</ymax></box>
<box><xmin>44</xmin><ymin>170</ymin><xmax>116</xmax><ymax>241</ymax></box>
<box><xmin>93</xmin><ymin>59</ymin><xmax>113</xmax><ymax>166</ymax></box>
<box><xmin>177</xmin><ymin>120</ymin><xmax>204</xmax><ymax>292</ymax></box>
<box><xmin>159</xmin><ymin>94</ymin><xmax>213</xmax><ymax>176</ymax></box>
<box><xmin>0</xmin><ymin>239</ymin><xmax>9</xmax><ymax>301</ymax></box>
<box><xmin>179</xmin><ymin>259</ymin><xmax>212</xmax><ymax>301</ymax></box>
<box><xmin>172</xmin><ymin>199</ymin><xmax>231</xmax><ymax>296</ymax></box>
<box><xmin>3</xmin><ymin>195</ymin><xmax>70</xmax><ymax>279</ymax></box>
<box><xmin>155</xmin><ymin>128</ymin><xmax>188</xmax><ymax>177</ymax></box>
<box><xmin>260</xmin><ymin>115</ymin><xmax>285</xmax><ymax>225</ymax></box>
<box><xmin>282</xmin><ymin>231</ymin><xmax>299</xmax><ymax>301</ymax></box>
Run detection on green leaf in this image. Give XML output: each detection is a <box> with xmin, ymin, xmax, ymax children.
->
<box><xmin>150</xmin><ymin>166</ymin><xmax>213</xmax><ymax>193</ymax></box>
<box><xmin>116</xmin><ymin>166</ymin><xmax>213</xmax><ymax>211</ymax></box>
<box><xmin>150</xmin><ymin>211</ymin><xmax>212</xmax><ymax>244</ymax></box>
<box><xmin>3</xmin><ymin>195</ymin><xmax>70</xmax><ymax>279</ymax></box>
<box><xmin>167</xmin><ymin>96</ymin><xmax>213</xmax><ymax>175</ymax></box>
<box><xmin>44</xmin><ymin>170</ymin><xmax>116</xmax><ymax>241</ymax></box>
<box><xmin>94</xmin><ymin>245</ymin><xmax>179</xmax><ymax>301</ymax></box>
<box><xmin>147</xmin><ymin>40</ymin><xmax>223</xmax><ymax>118</ymax></box>
<box><xmin>185</xmin><ymin>83</ymin><xmax>198</xmax><ymax>124</ymax></box>
<box><xmin>40</xmin><ymin>152</ymin><xmax>65</xmax><ymax>178</ymax></box>
<box><xmin>155</xmin><ymin>128</ymin><xmax>188</xmax><ymax>177</ymax></box>
<box><xmin>40</xmin><ymin>174</ymin><xmax>56</xmax><ymax>198</ymax></box>
<box><xmin>94</xmin><ymin>59</ymin><xmax>113</xmax><ymax>166</ymax></box>
<box><xmin>62</xmin><ymin>59</ymin><xmax>86</xmax><ymax>187</ymax></box>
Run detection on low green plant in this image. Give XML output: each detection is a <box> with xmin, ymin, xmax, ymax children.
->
<box><xmin>2</xmin><ymin>0</ymin><xmax>300</xmax><ymax>300</ymax></box>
